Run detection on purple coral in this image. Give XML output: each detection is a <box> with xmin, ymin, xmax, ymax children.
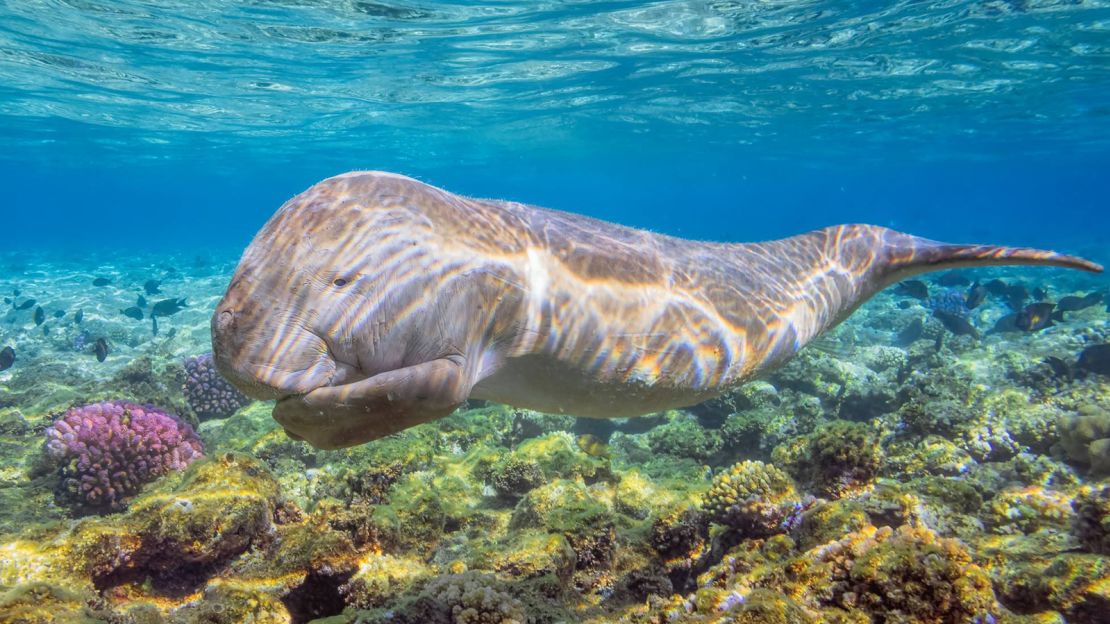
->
<box><xmin>44</xmin><ymin>400</ymin><xmax>203</xmax><ymax>513</ymax></box>
<box><xmin>183</xmin><ymin>352</ymin><xmax>251</xmax><ymax>421</ymax></box>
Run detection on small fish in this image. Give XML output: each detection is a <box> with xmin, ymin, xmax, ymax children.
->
<box><xmin>42</xmin><ymin>324</ymin><xmax>49</xmax><ymax>336</ymax></box>
<box><xmin>1043</xmin><ymin>355</ymin><xmax>1071</xmax><ymax>380</ymax></box>
<box><xmin>137</xmin><ymin>294</ymin><xmax>147</xmax><ymax>308</ymax></box>
<box><xmin>143</xmin><ymin>279</ymin><xmax>162</xmax><ymax>295</ymax></box>
<box><xmin>33</xmin><ymin>306</ymin><xmax>44</xmax><ymax>326</ymax></box>
<box><xmin>14</xmin><ymin>299</ymin><xmax>35</xmax><ymax>311</ymax></box>
<box><xmin>92</xmin><ymin>277</ymin><xmax>111</xmax><ymax>287</ymax></box>
<box><xmin>1078</xmin><ymin>343</ymin><xmax>1110</xmax><ymax>375</ymax></box>
<box><xmin>1005</xmin><ymin>284</ymin><xmax>1031</xmax><ymax>311</ymax></box>
<box><xmin>74</xmin><ymin>309</ymin><xmax>84</xmax><ymax>324</ymax></box>
<box><xmin>94</xmin><ymin>338</ymin><xmax>109</xmax><ymax>362</ymax></box>
<box><xmin>893</xmin><ymin>280</ymin><xmax>929</xmax><ymax>300</ymax></box>
<box><xmin>52</xmin><ymin>309</ymin><xmax>64</xmax><ymax>319</ymax></box>
<box><xmin>151</xmin><ymin>297</ymin><xmax>187</xmax><ymax>317</ymax></box>
<box><xmin>1015</xmin><ymin>302</ymin><xmax>1059</xmax><ymax>332</ymax></box>
<box><xmin>987</xmin><ymin>313</ymin><xmax>1020</xmax><ymax>335</ymax></box>
<box><xmin>0</xmin><ymin>346</ymin><xmax>14</xmax><ymax>371</ymax></box>
<box><xmin>1032</xmin><ymin>287</ymin><xmax>1048</xmax><ymax>301</ymax></box>
<box><xmin>896</xmin><ymin>317</ymin><xmax>925</xmax><ymax>346</ymax></box>
<box><xmin>965</xmin><ymin>282</ymin><xmax>988</xmax><ymax>310</ymax></box>
<box><xmin>1056</xmin><ymin>292</ymin><xmax>1103</xmax><ymax>313</ymax></box>
<box><xmin>576</xmin><ymin>434</ymin><xmax>610</xmax><ymax>458</ymax></box>
<box><xmin>152</xmin><ymin>315</ymin><xmax>159</xmax><ymax>336</ymax></box>
<box><xmin>121</xmin><ymin>306</ymin><xmax>144</xmax><ymax>321</ymax></box>
<box><xmin>11</xmin><ymin>288</ymin><xmax>19</xmax><ymax>297</ymax></box>
<box><xmin>2</xmin><ymin>297</ymin><xmax>9</xmax><ymax>305</ymax></box>
<box><xmin>984</xmin><ymin>279</ymin><xmax>1010</xmax><ymax>297</ymax></box>
<box><xmin>933</xmin><ymin>310</ymin><xmax>979</xmax><ymax>338</ymax></box>
<box><xmin>937</xmin><ymin>272</ymin><xmax>970</xmax><ymax>287</ymax></box>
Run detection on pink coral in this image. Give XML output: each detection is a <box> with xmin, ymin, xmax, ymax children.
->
<box><xmin>44</xmin><ymin>400</ymin><xmax>203</xmax><ymax>513</ymax></box>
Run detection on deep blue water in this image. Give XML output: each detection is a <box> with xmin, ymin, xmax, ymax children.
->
<box><xmin>1</xmin><ymin>0</ymin><xmax>1108</xmax><ymax>258</ymax></box>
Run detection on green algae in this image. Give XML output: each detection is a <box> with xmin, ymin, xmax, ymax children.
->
<box><xmin>1</xmin><ymin>272</ymin><xmax>1109</xmax><ymax>624</ymax></box>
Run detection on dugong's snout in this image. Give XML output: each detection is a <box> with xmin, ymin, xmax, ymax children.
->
<box><xmin>211</xmin><ymin>284</ymin><xmax>338</xmax><ymax>402</ymax></box>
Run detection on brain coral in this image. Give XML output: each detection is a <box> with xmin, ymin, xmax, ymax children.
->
<box><xmin>703</xmin><ymin>460</ymin><xmax>808</xmax><ymax>537</ymax></box>
<box><xmin>43</xmin><ymin>400</ymin><xmax>203</xmax><ymax>513</ymax></box>
<box><xmin>183</xmin><ymin>352</ymin><xmax>252</xmax><ymax>421</ymax></box>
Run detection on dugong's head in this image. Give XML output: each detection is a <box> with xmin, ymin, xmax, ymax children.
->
<box><xmin>211</xmin><ymin>178</ymin><xmax>365</xmax><ymax>408</ymax></box>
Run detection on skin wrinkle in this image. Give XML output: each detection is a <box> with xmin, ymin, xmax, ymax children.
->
<box><xmin>211</xmin><ymin>171</ymin><xmax>1103</xmax><ymax>449</ymax></box>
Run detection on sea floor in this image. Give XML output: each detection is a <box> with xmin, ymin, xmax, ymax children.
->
<box><xmin>0</xmin><ymin>249</ymin><xmax>1109</xmax><ymax>624</ymax></box>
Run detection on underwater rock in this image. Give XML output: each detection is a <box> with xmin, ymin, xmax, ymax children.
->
<box><xmin>1074</xmin><ymin>479</ymin><xmax>1110</xmax><ymax>556</ymax></box>
<box><xmin>817</xmin><ymin>524</ymin><xmax>998</xmax><ymax>623</ymax></box>
<box><xmin>486</xmin><ymin>455</ymin><xmax>545</xmax><ymax>500</ymax></box>
<box><xmin>702</xmin><ymin>460</ymin><xmax>809</xmax><ymax>538</ymax></box>
<box><xmin>644</xmin><ymin>414</ymin><xmax>723</xmax><ymax>462</ymax></box>
<box><xmin>773</xmin><ymin>420</ymin><xmax>885</xmax><ymax>498</ymax></box>
<box><xmin>984</xmin><ymin>486</ymin><xmax>1075</xmax><ymax>535</ymax></box>
<box><xmin>110</xmin><ymin>355</ymin><xmax>189</xmax><ymax>417</ymax></box>
<box><xmin>0</xmin><ymin>582</ymin><xmax>109</xmax><ymax>623</ymax></box>
<box><xmin>183</xmin><ymin>352</ymin><xmax>252</xmax><ymax>421</ymax></box>
<box><xmin>1057</xmin><ymin>410</ymin><xmax>1110</xmax><ymax>476</ymax></box>
<box><xmin>379</xmin><ymin>572</ymin><xmax>529</xmax><ymax>624</ymax></box>
<box><xmin>42</xmin><ymin>400</ymin><xmax>203</xmax><ymax>514</ymax></box>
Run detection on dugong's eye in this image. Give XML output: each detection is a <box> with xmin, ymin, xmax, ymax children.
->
<box><xmin>333</xmin><ymin>278</ymin><xmax>349</xmax><ymax>287</ymax></box>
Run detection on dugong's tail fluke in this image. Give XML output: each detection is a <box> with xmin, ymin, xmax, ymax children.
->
<box><xmin>877</xmin><ymin>227</ymin><xmax>1103</xmax><ymax>285</ymax></box>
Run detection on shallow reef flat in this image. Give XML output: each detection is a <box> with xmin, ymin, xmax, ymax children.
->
<box><xmin>1</xmin><ymin>250</ymin><xmax>1109</xmax><ymax>624</ymax></box>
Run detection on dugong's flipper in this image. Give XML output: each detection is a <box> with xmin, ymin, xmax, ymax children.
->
<box><xmin>273</xmin><ymin>357</ymin><xmax>470</xmax><ymax>449</ymax></box>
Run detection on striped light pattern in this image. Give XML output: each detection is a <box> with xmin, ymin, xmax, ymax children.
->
<box><xmin>211</xmin><ymin>171</ymin><xmax>1101</xmax><ymax>448</ymax></box>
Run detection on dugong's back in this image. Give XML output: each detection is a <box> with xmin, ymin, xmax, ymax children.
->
<box><xmin>213</xmin><ymin>171</ymin><xmax>1101</xmax><ymax>448</ymax></box>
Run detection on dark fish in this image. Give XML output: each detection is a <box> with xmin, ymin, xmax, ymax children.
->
<box><xmin>896</xmin><ymin>317</ymin><xmax>925</xmax><ymax>345</ymax></box>
<box><xmin>987</xmin><ymin>313</ymin><xmax>1020</xmax><ymax>334</ymax></box>
<box><xmin>14</xmin><ymin>299</ymin><xmax>35</xmax><ymax>311</ymax></box>
<box><xmin>74</xmin><ymin>309</ymin><xmax>84</xmax><ymax>324</ymax></box>
<box><xmin>984</xmin><ymin>279</ymin><xmax>1010</xmax><ymax>297</ymax></box>
<box><xmin>143</xmin><ymin>280</ymin><xmax>162</xmax><ymax>295</ymax></box>
<box><xmin>1005</xmin><ymin>285</ymin><xmax>1031</xmax><ymax>311</ymax></box>
<box><xmin>94</xmin><ymin>338</ymin><xmax>109</xmax><ymax>362</ymax></box>
<box><xmin>11</xmin><ymin>288</ymin><xmax>19</xmax><ymax>297</ymax></box>
<box><xmin>33</xmin><ymin>306</ymin><xmax>44</xmax><ymax>326</ymax></box>
<box><xmin>121</xmin><ymin>306</ymin><xmax>144</xmax><ymax>321</ymax></box>
<box><xmin>1043</xmin><ymin>356</ymin><xmax>1071</xmax><ymax>380</ymax></box>
<box><xmin>1016</xmin><ymin>302</ymin><xmax>1058</xmax><ymax>332</ymax></box>
<box><xmin>1056</xmin><ymin>292</ymin><xmax>1103</xmax><ymax>312</ymax></box>
<box><xmin>933</xmin><ymin>310</ymin><xmax>979</xmax><ymax>338</ymax></box>
<box><xmin>42</xmin><ymin>324</ymin><xmax>49</xmax><ymax>336</ymax></box>
<box><xmin>576</xmin><ymin>434</ymin><xmax>610</xmax><ymax>458</ymax></box>
<box><xmin>52</xmin><ymin>310</ymin><xmax>64</xmax><ymax>319</ymax></box>
<box><xmin>1032</xmin><ymin>287</ymin><xmax>1048</xmax><ymax>301</ymax></box>
<box><xmin>2</xmin><ymin>297</ymin><xmax>9</xmax><ymax>305</ymax></box>
<box><xmin>965</xmin><ymin>282</ymin><xmax>988</xmax><ymax>310</ymax></box>
<box><xmin>150</xmin><ymin>297</ymin><xmax>187</xmax><ymax>317</ymax></box>
<box><xmin>92</xmin><ymin>277</ymin><xmax>111</xmax><ymax>287</ymax></box>
<box><xmin>152</xmin><ymin>315</ymin><xmax>159</xmax><ymax>337</ymax></box>
<box><xmin>0</xmin><ymin>346</ymin><xmax>13</xmax><ymax>371</ymax></box>
<box><xmin>1078</xmin><ymin>343</ymin><xmax>1110</xmax><ymax>375</ymax></box>
<box><xmin>137</xmin><ymin>294</ymin><xmax>147</xmax><ymax>308</ymax></box>
<box><xmin>937</xmin><ymin>272</ymin><xmax>970</xmax><ymax>287</ymax></box>
<box><xmin>893</xmin><ymin>280</ymin><xmax>929</xmax><ymax>300</ymax></box>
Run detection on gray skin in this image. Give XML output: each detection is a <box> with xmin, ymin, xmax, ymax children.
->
<box><xmin>211</xmin><ymin>171</ymin><xmax>1102</xmax><ymax>449</ymax></box>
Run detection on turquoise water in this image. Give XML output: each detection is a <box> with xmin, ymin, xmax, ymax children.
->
<box><xmin>0</xmin><ymin>0</ymin><xmax>1107</xmax><ymax>249</ymax></box>
<box><xmin>2</xmin><ymin>2</ymin><xmax>1110</xmax><ymax>623</ymax></box>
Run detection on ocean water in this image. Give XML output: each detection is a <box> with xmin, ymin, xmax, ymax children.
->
<box><xmin>1</xmin><ymin>1</ymin><xmax>1109</xmax><ymax>623</ymax></box>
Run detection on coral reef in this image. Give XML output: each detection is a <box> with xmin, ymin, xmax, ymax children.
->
<box><xmin>41</xmin><ymin>400</ymin><xmax>203</xmax><ymax>513</ymax></box>
<box><xmin>702</xmin><ymin>460</ymin><xmax>809</xmax><ymax>538</ymax></box>
<box><xmin>182</xmin><ymin>352</ymin><xmax>252</xmax><ymax>421</ymax></box>
<box><xmin>1074</xmin><ymin>479</ymin><xmax>1110</xmax><ymax>555</ymax></box>
<box><xmin>1</xmin><ymin>263</ymin><xmax>1108</xmax><ymax>623</ymax></box>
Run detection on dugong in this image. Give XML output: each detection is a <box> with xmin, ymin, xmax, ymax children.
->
<box><xmin>212</xmin><ymin>171</ymin><xmax>1102</xmax><ymax>449</ymax></box>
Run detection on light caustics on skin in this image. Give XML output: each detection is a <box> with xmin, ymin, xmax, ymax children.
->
<box><xmin>211</xmin><ymin>171</ymin><xmax>1102</xmax><ymax>449</ymax></box>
